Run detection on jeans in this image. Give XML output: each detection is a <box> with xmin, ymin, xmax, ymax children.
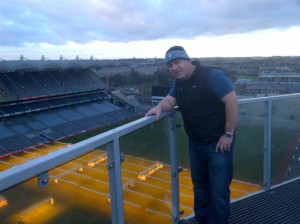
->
<box><xmin>188</xmin><ymin>138</ymin><xmax>234</xmax><ymax>224</ymax></box>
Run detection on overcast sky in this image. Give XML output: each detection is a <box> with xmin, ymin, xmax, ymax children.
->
<box><xmin>1</xmin><ymin>0</ymin><xmax>300</xmax><ymax>60</ymax></box>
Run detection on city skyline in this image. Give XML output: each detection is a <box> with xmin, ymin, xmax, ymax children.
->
<box><xmin>1</xmin><ymin>0</ymin><xmax>300</xmax><ymax>60</ymax></box>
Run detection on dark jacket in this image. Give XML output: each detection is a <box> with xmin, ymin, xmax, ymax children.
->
<box><xmin>175</xmin><ymin>62</ymin><xmax>225</xmax><ymax>143</ymax></box>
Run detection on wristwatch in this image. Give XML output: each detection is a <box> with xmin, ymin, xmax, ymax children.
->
<box><xmin>224</xmin><ymin>132</ymin><xmax>234</xmax><ymax>138</ymax></box>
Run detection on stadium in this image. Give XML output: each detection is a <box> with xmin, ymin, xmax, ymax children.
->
<box><xmin>1</xmin><ymin>58</ymin><xmax>300</xmax><ymax>223</ymax></box>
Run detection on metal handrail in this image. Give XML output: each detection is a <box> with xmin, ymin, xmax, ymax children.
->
<box><xmin>0</xmin><ymin>110</ymin><xmax>176</xmax><ymax>192</ymax></box>
<box><xmin>238</xmin><ymin>93</ymin><xmax>300</xmax><ymax>104</ymax></box>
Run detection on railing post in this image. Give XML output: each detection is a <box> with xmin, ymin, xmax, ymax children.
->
<box><xmin>107</xmin><ymin>138</ymin><xmax>124</xmax><ymax>224</ymax></box>
<box><xmin>263</xmin><ymin>99</ymin><xmax>272</xmax><ymax>190</ymax></box>
<box><xmin>168</xmin><ymin>112</ymin><xmax>181</xmax><ymax>224</ymax></box>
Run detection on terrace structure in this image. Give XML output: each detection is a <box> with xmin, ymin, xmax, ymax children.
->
<box><xmin>1</xmin><ymin>59</ymin><xmax>300</xmax><ymax>223</ymax></box>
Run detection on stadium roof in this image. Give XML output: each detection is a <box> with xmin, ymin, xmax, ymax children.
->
<box><xmin>0</xmin><ymin>58</ymin><xmax>157</xmax><ymax>72</ymax></box>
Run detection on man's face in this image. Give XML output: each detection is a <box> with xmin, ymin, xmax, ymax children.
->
<box><xmin>167</xmin><ymin>60</ymin><xmax>192</xmax><ymax>80</ymax></box>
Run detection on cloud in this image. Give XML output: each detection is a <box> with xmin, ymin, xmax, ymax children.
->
<box><xmin>1</xmin><ymin>0</ymin><xmax>300</xmax><ymax>48</ymax></box>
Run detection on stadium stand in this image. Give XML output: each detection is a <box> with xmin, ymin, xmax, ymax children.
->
<box><xmin>0</xmin><ymin>68</ymin><xmax>139</xmax><ymax>157</ymax></box>
<box><xmin>0</xmin><ymin>83</ymin><xmax>17</xmax><ymax>102</ymax></box>
<box><xmin>0</xmin><ymin>69</ymin><xmax>106</xmax><ymax>102</ymax></box>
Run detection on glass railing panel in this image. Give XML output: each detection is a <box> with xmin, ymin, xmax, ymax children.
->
<box><xmin>173</xmin><ymin>113</ymin><xmax>193</xmax><ymax>218</ymax></box>
<box><xmin>271</xmin><ymin>97</ymin><xmax>300</xmax><ymax>186</ymax></box>
<box><xmin>175</xmin><ymin>100</ymin><xmax>265</xmax><ymax>220</ymax></box>
<box><xmin>120</xmin><ymin>117</ymin><xmax>173</xmax><ymax>224</ymax></box>
<box><xmin>0</xmin><ymin>144</ymin><xmax>112</xmax><ymax>224</ymax></box>
<box><xmin>232</xmin><ymin>101</ymin><xmax>265</xmax><ymax>195</ymax></box>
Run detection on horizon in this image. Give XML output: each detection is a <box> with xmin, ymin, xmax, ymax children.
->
<box><xmin>1</xmin><ymin>54</ymin><xmax>300</xmax><ymax>61</ymax></box>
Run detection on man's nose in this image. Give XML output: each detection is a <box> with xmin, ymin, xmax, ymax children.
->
<box><xmin>169</xmin><ymin>63</ymin><xmax>177</xmax><ymax>71</ymax></box>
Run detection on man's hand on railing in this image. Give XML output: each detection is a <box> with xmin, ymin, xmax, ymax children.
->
<box><xmin>145</xmin><ymin>107</ymin><xmax>162</xmax><ymax>121</ymax></box>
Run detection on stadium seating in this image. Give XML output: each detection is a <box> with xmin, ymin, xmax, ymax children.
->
<box><xmin>0</xmin><ymin>69</ymin><xmax>106</xmax><ymax>102</ymax></box>
<box><xmin>0</xmin><ymin>69</ymin><xmax>138</xmax><ymax>157</ymax></box>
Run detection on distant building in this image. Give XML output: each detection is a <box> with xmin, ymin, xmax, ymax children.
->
<box><xmin>259</xmin><ymin>71</ymin><xmax>300</xmax><ymax>82</ymax></box>
<box><xmin>236</xmin><ymin>70</ymin><xmax>300</xmax><ymax>95</ymax></box>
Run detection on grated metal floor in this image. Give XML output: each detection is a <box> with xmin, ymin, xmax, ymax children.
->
<box><xmin>229</xmin><ymin>177</ymin><xmax>300</xmax><ymax>224</ymax></box>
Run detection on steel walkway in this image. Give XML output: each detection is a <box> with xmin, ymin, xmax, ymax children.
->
<box><xmin>230</xmin><ymin>177</ymin><xmax>300</xmax><ymax>224</ymax></box>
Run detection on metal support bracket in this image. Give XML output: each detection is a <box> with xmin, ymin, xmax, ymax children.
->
<box><xmin>37</xmin><ymin>172</ymin><xmax>49</xmax><ymax>188</ymax></box>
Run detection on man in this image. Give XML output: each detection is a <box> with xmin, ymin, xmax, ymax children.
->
<box><xmin>145</xmin><ymin>46</ymin><xmax>238</xmax><ymax>224</ymax></box>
